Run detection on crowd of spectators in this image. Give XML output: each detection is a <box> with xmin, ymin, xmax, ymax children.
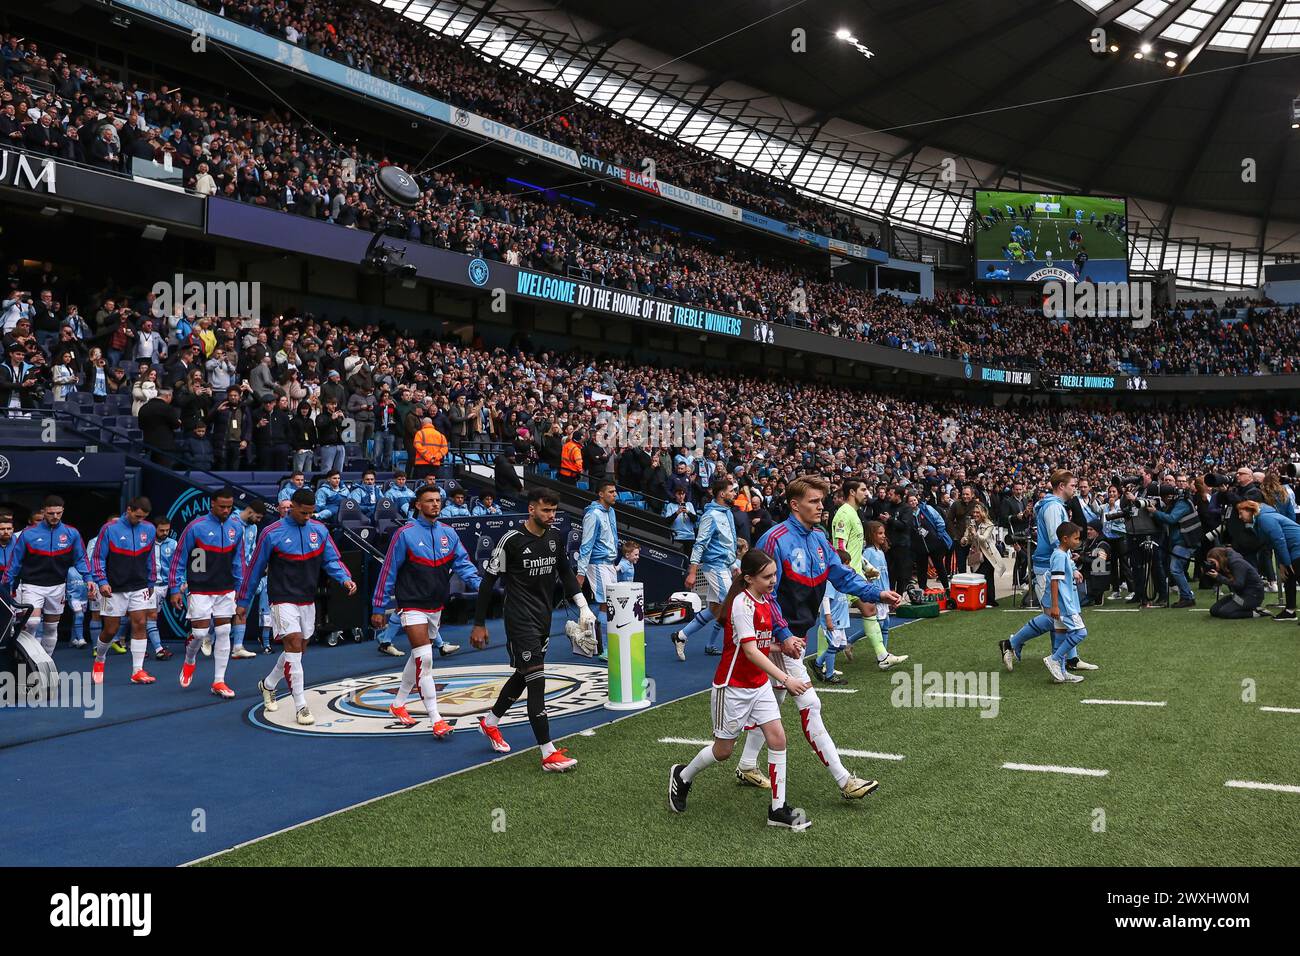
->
<box><xmin>3</xmin><ymin>245</ymin><xmax>1296</xmax><ymax>512</ymax></box>
<box><xmin>4</xmin><ymin>32</ymin><xmax>1299</xmax><ymax>377</ymax></box>
<box><xmin>181</xmin><ymin>0</ymin><xmax>875</xmax><ymax>244</ymax></box>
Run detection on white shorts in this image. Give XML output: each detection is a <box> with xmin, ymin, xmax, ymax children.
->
<box><xmin>16</xmin><ymin>582</ymin><xmax>67</xmax><ymax>618</ymax></box>
<box><xmin>710</xmin><ymin>683</ymin><xmax>781</xmax><ymax>740</ymax></box>
<box><xmin>588</xmin><ymin>563</ymin><xmax>618</xmax><ymax>604</ymax></box>
<box><xmin>1034</xmin><ymin>568</ymin><xmax>1051</xmax><ymax>601</ymax></box>
<box><xmin>68</xmin><ymin>597</ymin><xmax>87</xmax><ymax>613</ymax></box>
<box><xmin>187</xmin><ymin>592</ymin><xmax>237</xmax><ymax>621</ymax></box>
<box><xmin>103</xmin><ymin>588</ymin><xmax>154</xmax><ymax>618</ymax></box>
<box><xmin>769</xmin><ymin>649</ymin><xmax>810</xmax><ymax>688</ymax></box>
<box><xmin>702</xmin><ymin>567</ymin><xmax>732</xmax><ymax>606</ymax></box>
<box><xmin>88</xmin><ymin>589</ymin><xmax>100</xmax><ymax>613</ymax></box>
<box><xmin>270</xmin><ymin>602</ymin><xmax>316</xmax><ymax>639</ymax></box>
<box><xmin>399</xmin><ymin>609</ymin><xmax>443</xmax><ymax>633</ymax></box>
<box><xmin>825</xmin><ymin>626</ymin><xmax>847</xmax><ymax>649</ymax></box>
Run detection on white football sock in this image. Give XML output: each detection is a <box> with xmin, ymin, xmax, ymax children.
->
<box><xmin>94</xmin><ymin>640</ymin><xmax>112</xmax><ymax>663</ymax></box>
<box><xmin>768</xmin><ymin>748</ymin><xmax>787</xmax><ymax>810</ymax></box>
<box><xmin>798</xmin><ymin>696</ymin><xmax>850</xmax><ymax>787</ymax></box>
<box><xmin>212</xmin><ymin>624</ymin><xmax>231</xmax><ymax>684</ymax></box>
<box><xmin>130</xmin><ymin>638</ymin><xmax>147</xmax><ymax>672</ymax></box>
<box><xmin>185</xmin><ymin>627</ymin><xmax>208</xmax><ymax>665</ymax></box>
<box><xmin>738</xmin><ymin>726</ymin><xmax>766</xmax><ymax>771</ymax></box>
<box><xmin>540</xmin><ymin>742</ymin><xmax>557</xmax><ymax>757</ymax></box>
<box><xmin>412</xmin><ymin>645</ymin><xmax>439</xmax><ymax>720</ymax></box>
<box><xmin>680</xmin><ymin>745</ymin><xmax>719</xmax><ymax>783</ymax></box>
<box><xmin>264</xmin><ymin>652</ymin><xmax>286</xmax><ymax>690</ymax></box>
<box><xmin>41</xmin><ymin>619</ymin><xmax>59</xmax><ymax>654</ymax></box>
<box><xmin>394</xmin><ymin>651</ymin><xmax>418</xmax><ymax>708</ymax></box>
<box><xmin>283</xmin><ymin>651</ymin><xmax>306</xmax><ymax>709</ymax></box>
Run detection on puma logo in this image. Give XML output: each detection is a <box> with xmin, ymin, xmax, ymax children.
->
<box><xmin>55</xmin><ymin>456</ymin><xmax>84</xmax><ymax>478</ymax></box>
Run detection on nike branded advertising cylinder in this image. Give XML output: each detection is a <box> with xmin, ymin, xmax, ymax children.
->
<box><xmin>604</xmin><ymin>581</ymin><xmax>650</xmax><ymax>711</ymax></box>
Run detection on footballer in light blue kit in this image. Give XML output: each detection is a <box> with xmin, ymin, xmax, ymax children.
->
<box><xmin>999</xmin><ymin>471</ymin><xmax>1095</xmax><ymax>675</ymax></box>
<box><xmin>1045</xmin><ymin>523</ymin><xmax>1088</xmax><ymax>682</ymax></box>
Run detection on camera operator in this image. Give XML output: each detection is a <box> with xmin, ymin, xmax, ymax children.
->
<box><xmin>1206</xmin><ymin>467</ymin><xmax>1273</xmax><ymax>597</ymax></box>
<box><xmin>1236</xmin><ymin>500</ymin><xmax>1300</xmax><ymax>623</ymax></box>
<box><xmin>1150</xmin><ymin>483</ymin><xmax>1200</xmax><ymax>608</ymax></box>
<box><xmin>1079</xmin><ymin>519</ymin><xmax>1114</xmax><ymax>606</ymax></box>
<box><xmin>1204</xmin><ymin>547</ymin><xmax>1267</xmax><ymax>619</ymax></box>
<box><xmin>1110</xmin><ymin>475</ymin><xmax>1169</xmax><ymax>607</ymax></box>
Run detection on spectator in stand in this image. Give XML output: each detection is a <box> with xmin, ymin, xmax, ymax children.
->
<box><xmin>663</xmin><ymin>486</ymin><xmax>698</xmax><ymax>554</ymax></box>
<box><xmin>317</xmin><ymin>394</ymin><xmax>348</xmax><ymax>475</ymax></box>
<box><xmin>182</xmin><ymin>421</ymin><xmax>214</xmax><ymax>470</ymax></box>
<box><xmin>210</xmin><ymin>385</ymin><xmax>251</xmax><ymax>469</ymax></box>
<box><xmin>290</xmin><ymin>400</ymin><xmax>319</xmax><ymax>475</ymax></box>
<box><xmin>131</xmin><ymin>365</ymin><xmax>159</xmax><ymax>416</ymax></box>
<box><xmin>373</xmin><ymin>386</ymin><xmax>399</xmax><ymax>470</ymax></box>
<box><xmin>137</xmin><ymin>386</ymin><xmax>182</xmax><ymax>466</ymax></box>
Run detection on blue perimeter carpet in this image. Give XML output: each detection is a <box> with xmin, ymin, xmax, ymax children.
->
<box><xmin>0</xmin><ymin>612</ymin><xmax>918</xmax><ymax>866</ymax></box>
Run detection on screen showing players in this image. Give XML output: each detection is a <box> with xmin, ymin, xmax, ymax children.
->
<box><xmin>974</xmin><ymin>190</ymin><xmax>1129</xmax><ymax>285</ymax></box>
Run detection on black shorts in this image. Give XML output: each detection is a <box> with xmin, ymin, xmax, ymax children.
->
<box><xmin>506</xmin><ymin>630</ymin><xmax>549</xmax><ymax>669</ymax></box>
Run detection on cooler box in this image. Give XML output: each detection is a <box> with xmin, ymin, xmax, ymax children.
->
<box><xmin>924</xmin><ymin>586</ymin><xmax>948</xmax><ymax>611</ymax></box>
<box><xmin>951</xmin><ymin>573</ymin><xmax>987</xmax><ymax>611</ymax></box>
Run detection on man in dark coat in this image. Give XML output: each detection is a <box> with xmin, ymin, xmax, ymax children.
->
<box><xmin>137</xmin><ymin>387</ymin><xmax>182</xmax><ymax>466</ymax></box>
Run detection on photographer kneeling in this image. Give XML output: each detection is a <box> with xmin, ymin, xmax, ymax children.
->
<box><xmin>1204</xmin><ymin>547</ymin><xmax>1267</xmax><ymax>619</ymax></box>
<box><xmin>1236</xmin><ymin>500</ymin><xmax>1300</xmax><ymax>623</ymax></box>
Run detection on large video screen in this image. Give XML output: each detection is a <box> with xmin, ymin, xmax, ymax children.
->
<box><xmin>974</xmin><ymin>191</ymin><xmax>1128</xmax><ymax>284</ymax></box>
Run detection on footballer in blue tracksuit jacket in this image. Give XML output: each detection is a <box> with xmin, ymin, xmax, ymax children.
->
<box><xmin>91</xmin><ymin>500</ymin><xmax>159</xmax><ymax>682</ymax></box>
<box><xmin>239</xmin><ymin>491</ymin><xmax>356</xmax><ymax>721</ymax></box>
<box><xmin>739</xmin><ymin>478</ymin><xmax>901</xmax><ymax>798</ymax></box>
<box><xmin>168</xmin><ymin>492</ymin><xmax>247</xmax><ymax>695</ymax></box>
<box><xmin>369</xmin><ymin>486</ymin><xmax>482</xmax><ymax>734</ymax></box>
<box><xmin>2</xmin><ymin>501</ymin><xmax>95</xmax><ymax>653</ymax></box>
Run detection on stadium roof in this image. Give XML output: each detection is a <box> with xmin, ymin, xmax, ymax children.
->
<box><xmin>1077</xmin><ymin>0</ymin><xmax>1300</xmax><ymax>53</ymax></box>
<box><xmin>377</xmin><ymin>0</ymin><xmax>1300</xmax><ymax>285</ymax></box>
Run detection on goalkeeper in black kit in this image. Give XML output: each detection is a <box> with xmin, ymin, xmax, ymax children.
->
<box><xmin>470</xmin><ymin>488</ymin><xmax>598</xmax><ymax>772</ymax></box>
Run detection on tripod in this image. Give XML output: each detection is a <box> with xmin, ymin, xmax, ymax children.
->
<box><xmin>1127</xmin><ymin>534</ymin><xmax>1171</xmax><ymax>608</ymax></box>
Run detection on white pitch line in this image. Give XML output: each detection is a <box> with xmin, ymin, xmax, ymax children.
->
<box><xmin>839</xmin><ymin>749</ymin><xmax>906</xmax><ymax>761</ymax></box>
<box><xmin>658</xmin><ymin>737</ymin><xmax>713</xmax><ymax>746</ymax></box>
<box><xmin>1225</xmin><ymin>780</ymin><xmax>1300</xmax><ymax>795</ymax></box>
<box><xmin>1081</xmin><ymin>699</ymin><xmax>1167</xmax><ymax>707</ymax></box>
<box><xmin>1002</xmin><ymin>762</ymin><xmax>1109</xmax><ymax>778</ymax></box>
<box><xmin>1259</xmin><ymin>706</ymin><xmax>1300</xmax><ymax>714</ymax></box>
<box><xmin>1094</xmin><ymin>609</ymin><xmax>1140</xmax><ymax>613</ymax></box>
<box><xmin>818</xmin><ymin>688</ymin><xmax>859</xmax><ymax>694</ymax></box>
<box><xmin>925</xmin><ymin>692</ymin><xmax>1001</xmax><ymax>701</ymax></box>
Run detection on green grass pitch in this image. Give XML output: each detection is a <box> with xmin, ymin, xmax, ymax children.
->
<box><xmin>975</xmin><ymin>191</ymin><xmax>1128</xmax><ymax>266</ymax></box>
<box><xmin>204</xmin><ymin>590</ymin><xmax>1300</xmax><ymax>867</ymax></box>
